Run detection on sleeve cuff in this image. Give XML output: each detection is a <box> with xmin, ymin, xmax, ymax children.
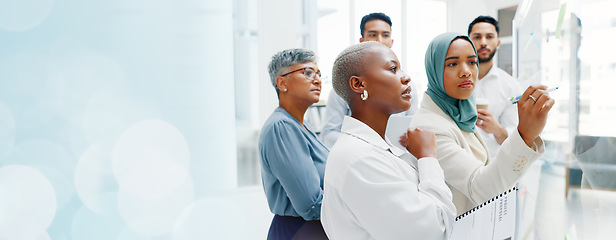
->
<box><xmin>509</xmin><ymin>129</ymin><xmax>545</xmax><ymax>155</ymax></box>
<box><xmin>299</xmin><ymin>198</ymin><xmax>322</xmax><ymax>221</ymax></box>
<box><xmin>417</xmin><ymin>157</ymin><xmax>445</xmax><ymax>181</ymax></box>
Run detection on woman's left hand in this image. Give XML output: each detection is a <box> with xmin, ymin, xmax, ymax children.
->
<box><xmin>476</xmin><ymin>109</ymin><xmax>508</xmax><ymax>144</ymax></box>
<box><xmin>517</xmin><ymin>84</ymin><xmax>556</xmax><ymax>147</ymax></box>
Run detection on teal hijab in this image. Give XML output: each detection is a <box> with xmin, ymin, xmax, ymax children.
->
<box><xmin>425</xmin><ymin>32</ymin><xmax>478</xmax><ymax>132</ymax></box>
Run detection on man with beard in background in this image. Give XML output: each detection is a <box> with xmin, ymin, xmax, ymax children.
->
<box><xmin>468</xmin><ymin>15</ymin><xmax>521</xmax><ymax>158</ymax></box>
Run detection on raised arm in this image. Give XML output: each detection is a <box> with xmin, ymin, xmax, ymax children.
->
<box><xmin>439</xmin><ymin>128</ymin><xmax>543</xmax><ymax>203</ymax></box>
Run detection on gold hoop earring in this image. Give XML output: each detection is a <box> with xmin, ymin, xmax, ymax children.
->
<box><xmin>361</xmin><ymin>90</ymin><xmax>368</xmax><ymax>101</ymax></box>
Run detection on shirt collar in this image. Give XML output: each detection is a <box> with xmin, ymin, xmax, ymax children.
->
<box><xmin>274</xmin><ymin>107</ymin><xmax>317</xmax><ymax>136</ymax></box>
<box><xmin>341</xmin><ymin>116</ymin><xmax>403</xmax><ymax>156</ymax></box>
<box><xmin>482</xmin><ymin>64</ymin><xmax>498</xmax><ymax>80</ymax></box>
<box><xmin>385</xmin><ymin>137</ymin><xmax>406</xmax><ymax>156</ymax></box>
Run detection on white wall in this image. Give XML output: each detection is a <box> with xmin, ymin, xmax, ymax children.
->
<box><xmin>258</xmin><ymin>0</ymin><xmax>316</xmax><ymax>126</ymax></box>
<box><xmin>446</xmin><ymin>0</ymin><xmax>521</xmax><ymax>33</ymax></box>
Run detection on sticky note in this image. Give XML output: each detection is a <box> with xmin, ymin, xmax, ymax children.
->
<box><xmin>555</xmin><ymin>3</ymin><xmax>567</xmax><ymax>39</ymax></box>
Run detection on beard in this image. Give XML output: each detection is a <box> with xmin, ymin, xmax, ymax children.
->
<box><xmin>478</xmin><ymin>48</ymin><xmax>497</xmax><ymax>63</ymax></box>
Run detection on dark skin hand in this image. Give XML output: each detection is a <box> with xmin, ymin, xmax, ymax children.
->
<box><xmin>399</xmin><ymin>128</ymin><xmax>437</xmax><ymax>159</ymax></box>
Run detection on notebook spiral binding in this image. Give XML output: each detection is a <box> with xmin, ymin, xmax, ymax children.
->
<box><xmin>455</xmin><ymin>187</ymin><xmax>518</xmax><ymax>221</ymax></box>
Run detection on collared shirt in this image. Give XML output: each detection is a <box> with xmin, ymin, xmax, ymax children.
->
<box><xmin>259</xmin><ymin>107</ymin><xmax>329</xmax><ymax>220</ymax></box>
<box><xmin>320</xmin><ymin>81</ymin><xmax>420</xmax><ymax>149</ymax></box>
<box><xmin>321</xmin><ymin>116</ymin><xmax>455</xmax><ymax>240</ymax></box>
<box><xmin>475</xmin><ymin>65</ymin><xmax>521</xmax><ymax>158</ymax></box>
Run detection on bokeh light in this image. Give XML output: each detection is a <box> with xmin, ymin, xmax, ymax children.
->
<box><xmin>172</xmin><ymin>197</ymin><xmax>250</xmax><ymax>240</ymax></box>
<box><xmin>82</xmin><ymin>91</ymin><xmax>161</xmax><ymax>145</ymax></box>
<box><xmin>111</xmin><ymin>119</ymin><xmax>194</xmax><ymax>236</ymax></box>
<box><xmin>74</xmin><ymin>143</ymin><xmax>118</xmax><ymax>214</ymax></box>
<box><xmin>118</xmin><ymin>178</ymin><xmax>195</xmax><ymax>237</ymax></box>
<box><xmin>0</xmin><ymin>165</ymin><xmax>56</xmax><ymax>239</ymax></box>
<box><xmin>70</xmin><ymin>193</ymin><xmax>125</xmax><ymax>240</ymax></box>
<box><xmin>6</xmin><ymin>139</ymin><xmax>76</xmax><ymax>209</ymax></box>
<box><xmin>0</xmin><ymin>0</ymin><xmax>54</xmax><ymax>31</ymax></box>
<box><xmin>51</xmin><ymin>53</ymin><xmax>127</xmax><ymax>128</ymax></box>
<box><xmin>0</xmin><ymin>0</ymin><xmax>253</xmax><ymax>238</ymax></box>
<box><xmin>111</xmin><ymin>120</ymin><xmax>190</xmax><ymax>200</ymax></box>
<box><xmin>0</xmin><ymin>101</ymin><xmax>15</xmax><ymax>159</ymax></box>
<box><xmin>0</xmin><ymin>52</ymin><xmax>55</xmax><ymax>130</ymax></box>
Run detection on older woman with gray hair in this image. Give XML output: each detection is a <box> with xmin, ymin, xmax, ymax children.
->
<box><xmin>258</xmin><ymin>48</ymin><xmax>329</xmax><ymax>239</ymax></box>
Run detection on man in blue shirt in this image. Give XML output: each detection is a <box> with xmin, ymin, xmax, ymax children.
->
<box><xmin>321</xmin><ymin>12</ymin><xmax>419</xmax><ymax>149</ymax></box>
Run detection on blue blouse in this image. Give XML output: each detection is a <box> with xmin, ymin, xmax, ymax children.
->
<box><xmin>259</xmin><ymin>107</ymin><xmax>329</xmax><ymax>221</ymax></box>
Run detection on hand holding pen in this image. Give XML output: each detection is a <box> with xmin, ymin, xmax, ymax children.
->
<box><xmin>516</xmin><ymin>85</ymin><xmax>556</xmax><ymax>148</ymax></box>
<box><xmin>510</xmin><ymin>87</ymin><xmax>558</xmax><ymax>104</ymax></box>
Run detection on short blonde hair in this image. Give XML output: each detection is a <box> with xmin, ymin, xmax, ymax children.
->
<box><xmin>332</xmin><ymin>41</ymin><xmax>384</xmax><ymax>104</ymax></box>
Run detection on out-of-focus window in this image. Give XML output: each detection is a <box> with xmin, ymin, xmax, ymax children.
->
<box><xmin>316</xmin><ymin>0</ymin><xmax>447</xmax><ymax>113</ymax></box>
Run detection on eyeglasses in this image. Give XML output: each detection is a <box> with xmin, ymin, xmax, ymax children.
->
<box><xmin>280</xmin><ymin>67</ymin><xmax>321</xmax><ymax>80</ymax></box>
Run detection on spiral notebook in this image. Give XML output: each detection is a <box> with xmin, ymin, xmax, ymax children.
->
<box><xmin>450</xmin><ymin>187</ymin><xmax>517</xmax><ymax>240</ymax></box>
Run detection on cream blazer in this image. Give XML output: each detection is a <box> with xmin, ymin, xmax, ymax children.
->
<box><xmin>410</xmin><ymin>93</ymin><xmax>545</xmax><ymax>215</ymax></box>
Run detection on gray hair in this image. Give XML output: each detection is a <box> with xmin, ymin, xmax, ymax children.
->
<box><xmin>268</xmin><ymin>48</ymin><xmax>317</xmax><ymax>94</ymax></box>
<box><xmin>332</xmin><ymin>41</ymin><xmax>383</xmax><ymax>104</ymax></box>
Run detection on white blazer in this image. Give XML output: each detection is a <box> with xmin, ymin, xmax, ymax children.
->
<box><xmin>410</xmin><ymin>93</ymin><xmax>545</xmax><ymax>215</ymax></box>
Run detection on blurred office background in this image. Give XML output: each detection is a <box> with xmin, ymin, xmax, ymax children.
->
<box><xmin>0</xmin><ymin>0</ymin><xmax>614</xmax><ymax>239</ymax></box>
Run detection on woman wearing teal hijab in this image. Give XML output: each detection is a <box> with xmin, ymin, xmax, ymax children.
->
<box><xmin>409</xmin><ymin>32</ymin><xmax>555</xmax><ymax>215</ymax></box>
